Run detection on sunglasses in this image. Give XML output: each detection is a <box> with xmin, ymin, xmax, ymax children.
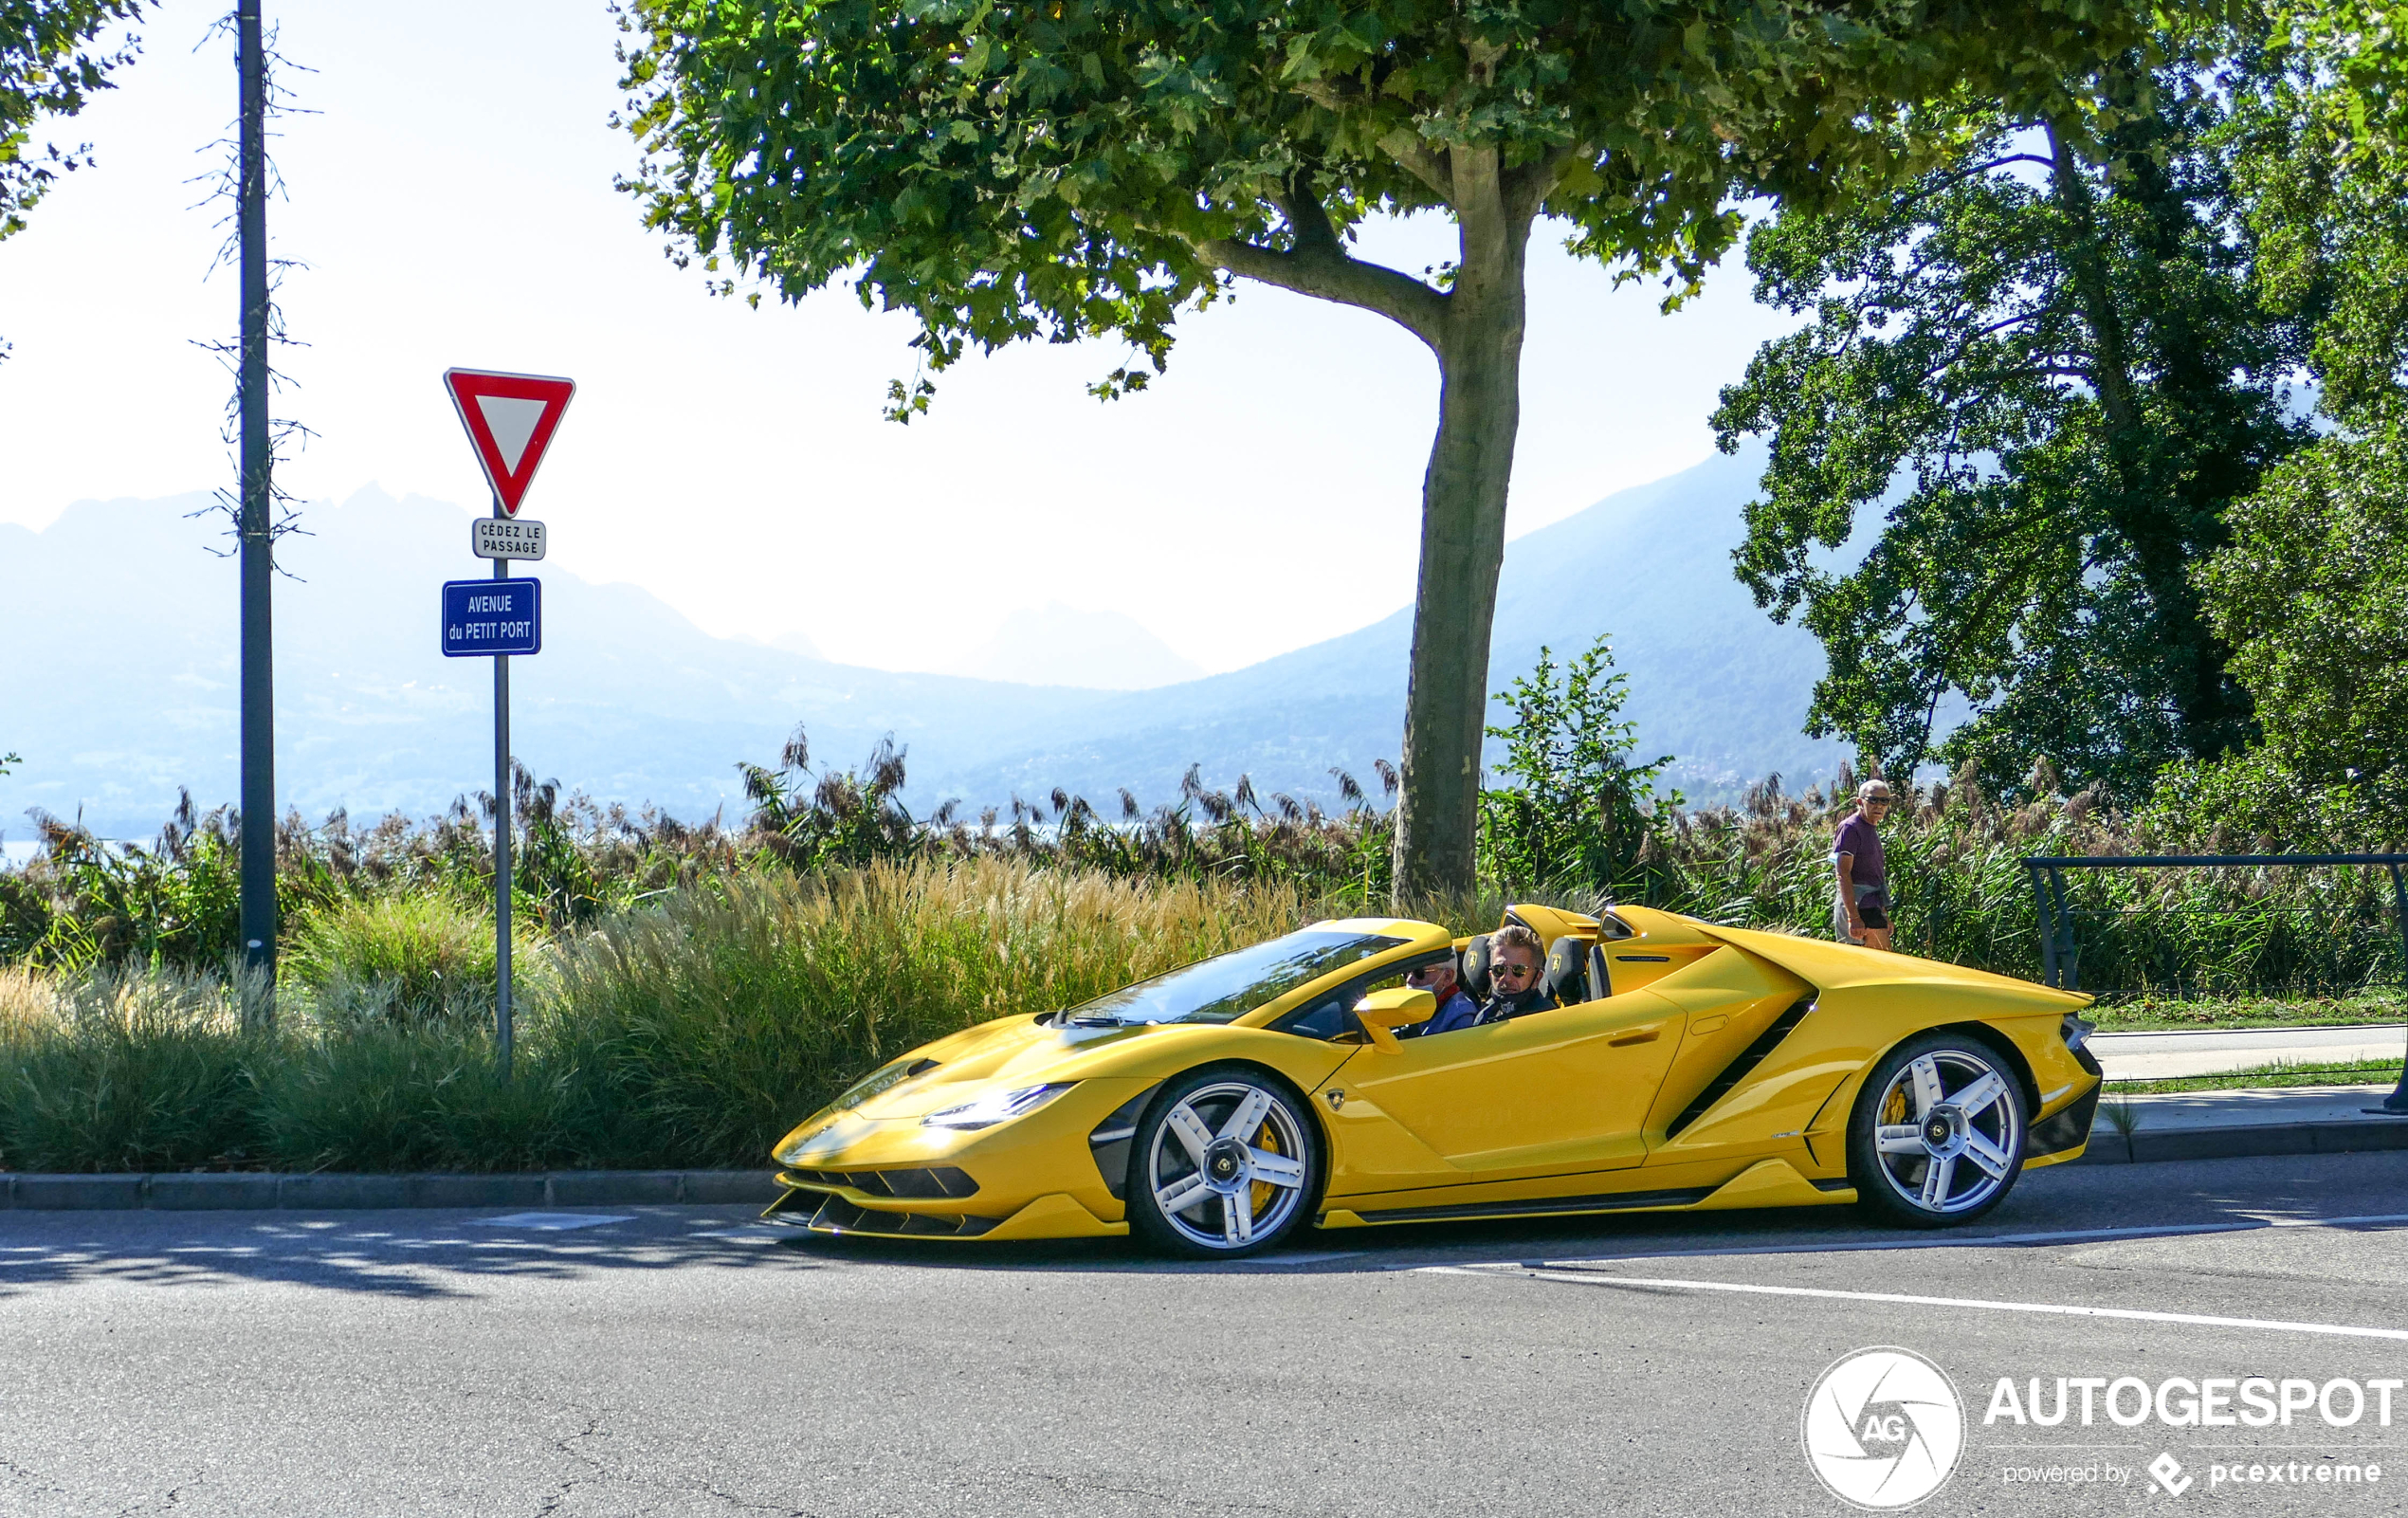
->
<box><xmin>1492</xmin><ymin>961</ymin><xmax>1539</xmax><ymax>980</ymax></box>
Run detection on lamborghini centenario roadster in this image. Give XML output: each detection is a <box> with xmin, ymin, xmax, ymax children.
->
<box><xmin>765</xmin><ymin>905</ymin><xmax>2102</xmax><ymax>1257</ymax></box>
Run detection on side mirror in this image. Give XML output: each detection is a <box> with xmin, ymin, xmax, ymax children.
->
<box><xmin>1353</xmin><ymin>987</ymin><xmax>1437</xmax><ymax>1052</ymax></box>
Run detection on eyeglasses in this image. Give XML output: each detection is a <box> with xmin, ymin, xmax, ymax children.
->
<box><xmin>1492</xmin><ymin>961</ymin><xmax>1539</xmax><ymax>981</ymax></box>
<box><xmin>1405</xmin><ymin>967</ymin><xmax>1447</xmax><ymax>984</ymax></box>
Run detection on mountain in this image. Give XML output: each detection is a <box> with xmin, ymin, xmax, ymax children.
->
<box><xmin>0</xmin><ymin>450</ymin><xmax>1840</xmax><ymax>839</ymax></box>
<box><xmin>0</xmin><ymin>488</ymin><xmax>1112</xmax><ymax>838</ymax></box>
<box><xmin>921</xmin><ymin>447</ymin><xmax>1844</xmax><ymax>808</ymax></box>
<box><xmin>947</xmin><ymin>603</ymin><xmax>1205</xmax><ymax>690</ymax></box>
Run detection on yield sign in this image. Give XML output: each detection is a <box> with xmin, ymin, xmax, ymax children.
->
<box><xmin>443</xmin><ymin>368</ymin><xmax>575</xmax><ymax>516</ymax></box>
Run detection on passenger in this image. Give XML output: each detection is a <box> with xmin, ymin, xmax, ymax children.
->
<box><xmin>1404</xmin><ymin>957</ymin><xmax>1480</xmax><ymax>1037</ymax></box>
<box><xmin>1473</xmin><ymin>924</ymin><xmax>1556</xmax><ymax>1025</ymax></box>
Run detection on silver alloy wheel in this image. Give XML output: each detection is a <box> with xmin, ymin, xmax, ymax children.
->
<box><xmin>1870</xmin><ymin>1048</ymin><xmax>2022</xmax><ymax>1216</ymax></box>
<box><xmin>1144</xmin><ymin>1080</ymin><xmax>1309</xmax><ymax>1251</ymax></box>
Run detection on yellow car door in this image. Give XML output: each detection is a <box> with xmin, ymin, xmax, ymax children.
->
<box><xmin>1334</xmin><ymin>989</ymin><xmax>1686</xmax><ymax>1178</ymax></box>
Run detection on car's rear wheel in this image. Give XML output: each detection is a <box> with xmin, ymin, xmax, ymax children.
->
<box><xmin>1848</xmin><ymin>1032</ymin><xmax>2028</xmax><ymax>1228</ymax></box>
<box><xmin>1126</xmin><ymin>1067</ymin><xmax>1320</xmax><ymax>1259</ymax></box>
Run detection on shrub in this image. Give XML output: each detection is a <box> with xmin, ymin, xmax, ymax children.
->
<box><xmin>250</xmin><ymin>1019</ymin><xmax>569</xmax><ymax>1173</ymax></box>
<box><xmin>532</xmin><ymin>857</ymin><xmax>1311</xmax><ymax>1167</ymax></box>
<box><xmin>0</xmin><ymin>966</ymin><xmax>262</xmax><ymax>1172</ymax></box>
<box><xmin>285</xmin><ymin>893</ymin><xmax>535</xmax><ymax>1027</ymax></box>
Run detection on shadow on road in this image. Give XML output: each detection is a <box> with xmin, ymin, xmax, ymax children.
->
<box><xmin>0</xmin><ymin>1207</ymin><xmax>837</xmax><ymax>1302</ymax></box>
<box><xmin>774</xmin><ymin>1147</ymin><xmax>2408</xmax><ymax>1275</ymax></box>
<box><xmin>5</xmin><ymin>1150</ymin><xmax>2405</xmax><ymax>1299</ymax></box>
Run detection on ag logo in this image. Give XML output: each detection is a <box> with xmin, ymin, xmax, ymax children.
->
<box><xmin>1801</xmin><ymin>1346</ymin><xmax>1965</xmax><ymax>1509</ymax></box>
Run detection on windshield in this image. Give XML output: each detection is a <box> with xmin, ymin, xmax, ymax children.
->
<box><xmin>1066</xmin><ymin>928</ymin><xmax>1406</xmax><ymax>1027</ymax></box>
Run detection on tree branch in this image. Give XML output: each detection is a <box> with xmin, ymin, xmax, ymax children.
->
<box><xmin>1504</xmin><ymin>142</ymin><xmax>1589</xmax><ymax>226</ymax></box>
<box><xmin>1377</xmin><ymin>128</ymin><xmax>1455</xmax><ymax>200</ymax></box>
<box><xmin>1192</xmin><ymin>235</ymin><xmax>1450</xmax><ymax>348</ymax></box>
<box><xmin>1286</xmin><ymin>76</ymin><xmax>1452</xmax><ymax>199</ymax></box>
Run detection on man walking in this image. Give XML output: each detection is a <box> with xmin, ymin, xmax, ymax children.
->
<box><xmin>1833</xmin><ymin>779</ymin><xmax>1894</xmax><ymax>951</ymax></box>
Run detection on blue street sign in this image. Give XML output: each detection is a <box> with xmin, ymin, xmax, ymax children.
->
<box><xmin>442</xmin><ymin>578</ymin><xmax>541</xmax><ymax>656</ymax></box>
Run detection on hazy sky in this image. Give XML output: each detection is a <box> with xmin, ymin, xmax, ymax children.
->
<box><xmin>0</xmin><ymin>1</ymin><xmax>1793</xmax><ymax>678</ymax></box>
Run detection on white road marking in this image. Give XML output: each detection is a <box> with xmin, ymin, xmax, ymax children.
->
<box><xmin>474</xmin><ymin>1212</ymin><xmax>633</xmax><ymax>1231</ymax></box>
<box><xmin>1458</xmin><ymin>1270</ymin><xmax>2408</xmax><ymax>1344</ymax></box>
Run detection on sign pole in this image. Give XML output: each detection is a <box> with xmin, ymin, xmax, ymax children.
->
<box><xmin>442</xmin><ymin>365</ymin><xmax>572</xmax><ymax>1081</ymax></box>
<box><xmin>492</xmin><ymin>491</ymin><xmax>514</xmax><ymax>1079</ymax></box>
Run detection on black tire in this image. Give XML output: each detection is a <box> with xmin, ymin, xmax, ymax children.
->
<box><xmin>1125</xmin><ymin>1066</ymin><xmax>1322</xmax><ymax>1259</ymax></box>
<box><xmin>1848</xmin><ymin>1031</ymin><xmax>2029</xmax><ymax>1229</ymax></box>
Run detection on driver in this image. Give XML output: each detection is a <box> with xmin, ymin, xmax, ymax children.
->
<box><xmin>1473</xmin><ymin>925</ymin><xmax>1556</xmax><ymax>1025</ymax></box>
<box><xmin>1404</xmin><ymin>956</ymin><xmax>1480</xmax><ymax>1037</ymax></box>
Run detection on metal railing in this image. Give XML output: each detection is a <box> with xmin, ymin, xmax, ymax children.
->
<box><xmin>2022</xmin><ymin>852</ymin><xmax>2408</xmax><ymax>1115</ymax></box>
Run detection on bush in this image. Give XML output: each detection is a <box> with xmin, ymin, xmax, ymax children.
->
<box><xmin>0</xmin><ymin>967</ymin><xmax>262</xmax><ymax>1172</ymax></box>
<box><xmin>534</xmin><ymin>858</ymin><xmax>1308</xmax><ymax>1167</ymax></box>
<box><xmin>251</xmin><ymin>1019</ymin><xmax>569</xmax><ymax>1173</ymax></box>
<box><xmin>285</xmin><ymin>893</ymin><xmax>535</xmax><ymax>1026</ymax></box>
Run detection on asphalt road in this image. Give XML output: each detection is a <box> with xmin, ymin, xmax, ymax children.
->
<box><xmin>8</xmin><ymin>1155</ymin><xmax>2408</xmax><ymax>1517</ymax></box>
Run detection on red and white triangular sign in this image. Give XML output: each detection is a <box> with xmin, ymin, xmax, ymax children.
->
<box><xmin>443</xmin><ymin>368</ymin><xmax>575</xmax><ymax>516</ymax></box>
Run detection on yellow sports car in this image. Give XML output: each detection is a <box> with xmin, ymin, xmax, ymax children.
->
<box><xmin>764</xmin><ymin>905</ymin><xmax>2102</xmax><ymax>1257</ymax></box>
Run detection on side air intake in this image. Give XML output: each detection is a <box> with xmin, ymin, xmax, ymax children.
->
<box><xmin>1663</xmin><ymin>997</ymin><xmax>1816</xmax><ymax>1140</ymax></box>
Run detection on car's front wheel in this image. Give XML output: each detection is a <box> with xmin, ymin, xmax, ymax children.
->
<box><xmin>1126</xmin><ymin>1067</ymin><xmax>1320</xmax><ymax>1259</ymax></box>
<box><xmin>1848</xmin><ymin>1032</ymin><xmax>2028</xmax><ymax>1228</ymax></box>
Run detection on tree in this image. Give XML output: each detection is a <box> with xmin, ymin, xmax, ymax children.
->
<box><xmin>2</xmin><ymin>0</ymin><xmax>140</xmax><ymax>241</ymax></box>
<box><xmin>615</xmin><ymin>0</ymin><xmax>2155</xmax><ymax>897</ymax></box>
<box><xmin>2200</xmin><ymin>423</ymin><xmax>2408</xmax><ymax>808</ymax></box>
<box><xmin>1712</xmin><ymin>44</ymin><xmax>2310</xmax><ymax>799</ymax></box>
<box><xmin>2158</xmin><ymin>27</ymin><xmax>2408</xmax><ymax>844</ymax></box>
<box><xmin>1479</xmin><ymin>636</ymin><xmax>1673</xmax><ymax>892</ymax></box>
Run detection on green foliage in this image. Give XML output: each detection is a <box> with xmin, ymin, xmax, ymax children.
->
<box><xmin>0</xmin><ymin>0</ymin><xmax>140</xmax><ymax>243</ymax></box>
<box><xmin>9</xmin><ymin>785</ymin><xmax>2407</xmax><ymax>1172</ymax></box>
<box><xmin>2135</xmin><ymin>38</ymin><xmax>2408</xmax><ymax>848</ymax></box>
<box><xmin>1479</xmin><ymin>636</ymin><xmax>1674</xmax><ymax>892</ymax></box>
<box><xmin>2204</xmin><ymin>423</ymin><xmax>2408</xmax><ymax>797</ymax></box>
<box><xmin>0</xmin><ymin>965</ymin><xmax>260</xmax><ymax>1172</ymax></box>
<box><xmin>739</xmin><ymin>729</ymin><xmax>918</xmax><ymax>871</ymax></box>
<box><xmin>4</xmin><ymin>793</ymin><xmax>246</xmax><ymax>971</ymax></box>
<box><xmin>612</xmin><ymin>0</ymin><xmax>2145</xmax><ymax>403</ymax></box>
<box><xmin>284</xmin><ymin>893</ymin><xmax>532</xmax><ymax>1027</ymax></box>
<box><xmin>0</xmin><ymin>858</ymin><xmax>1313</xmax><ymax>1173</ymax></box>
<box><xmin>535</xmin><ymin>860</ymin><xmax>1306</xmax><ymax>1167</ymax></box>
<box><xmin>253</xmin><ymin>1020</ymin><xmax>567</xmax><ymax>1174</ymax></box>
<box><xmin>1714</xmin><ymin>43</ymin><xmax>2309</xmax><ymax>798</ymax></box>
<box><xmin>2155</xmin><ymin>423</ymin><xmax>2408</xmax><ymax>845</ymax></box>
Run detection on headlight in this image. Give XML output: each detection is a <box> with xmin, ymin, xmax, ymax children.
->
<box><xmin>774</xmin><ymin>1125</ymin><xmax>834</xmax><ymax>1167</ymax></box>
<box><xmin>922</xmin><ymin>1083</ymin><xmax>1073</xmax><ymax>1131</ymax></box>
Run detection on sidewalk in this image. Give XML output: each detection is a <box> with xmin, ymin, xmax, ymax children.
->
<box><xmin>2081</xmin><ymin>1085</ymin><xmax>2408</xmax><ymax>1165</ymax></box>
<box><xmin>2090</xmin><ymin>1023</ymin><xmax>2407</xmax><ymax>1081</ymax></box>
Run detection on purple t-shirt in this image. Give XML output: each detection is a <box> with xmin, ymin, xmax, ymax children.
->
<box><xmin>1834</xmin><ymin>813</ymin><xmax>1887</xmax><ymax>909</ymax></box>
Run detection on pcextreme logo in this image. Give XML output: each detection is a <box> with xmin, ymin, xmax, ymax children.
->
<box><xmin>1802</xmin><ymin>1346</ymin><xmax>1967</xmax><ymax>1509</ymax></box>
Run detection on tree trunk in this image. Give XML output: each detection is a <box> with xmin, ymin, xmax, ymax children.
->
<box><xmin>1392</xmin><ymin>154</ymin><xmax>1530</xmax><ymax>904</ymax></box>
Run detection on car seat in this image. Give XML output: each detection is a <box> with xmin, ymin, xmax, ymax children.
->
<box><xmin>1458</xmin><ymin>934</ymin><xmax>1493</xmax><ymax>1000</ymax></box>
<box><xmin>1543</xmin><ymin>936</ymin><xmax>1604</xmax><ymax>1006</ymax></box>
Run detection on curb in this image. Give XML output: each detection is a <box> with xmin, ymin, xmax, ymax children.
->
<box><xmin>2075</xmin><ymin>1118</ymin><xmax>2408</xmax><ymax>1166</ymax></box>
<box><xmin>0</xmin><ymin>1170</ymin><xmax>782</xmax><ymax>1212</ymax></box>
